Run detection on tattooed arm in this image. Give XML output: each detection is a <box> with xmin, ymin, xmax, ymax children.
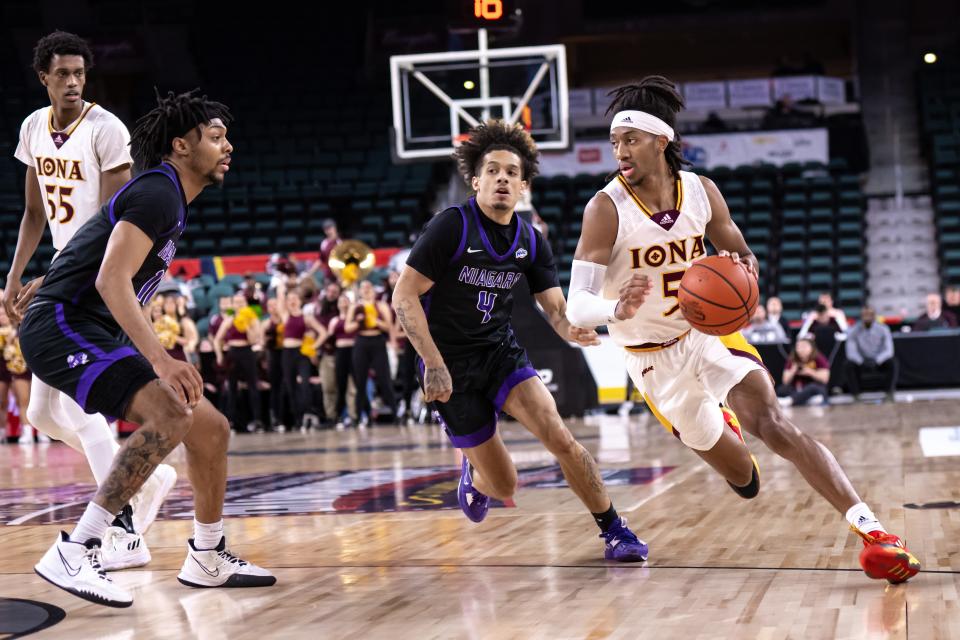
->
<box><xmin>392</xmin><ymin>266</ymin><xmax>452</xmax><ymax>403</ymax></box>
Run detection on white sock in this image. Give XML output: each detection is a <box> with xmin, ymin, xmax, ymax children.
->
<box><xmin>75</xmin><ymin>417</ymin><xmax>121</xmax><ymax>487</ymax></box>
<box><xmin>70</xmin><ymin>502</ymin><xmax>115</xmax><ymax>543</ymax></box>
<box><xmin>194</xmin><ymin>519</ymin><xmax>224</xmax><ymax>550</ymax></box>
<box><xmin>845</xmin><ymin>502</ymin><xmax>885</xmax><ymax>534</ymax></box>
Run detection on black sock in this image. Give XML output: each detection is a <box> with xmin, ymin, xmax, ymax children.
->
<box><xmin>592</xmin><ymin>504</ymin><xmax>619</xmax><ymax>532</ymax></box>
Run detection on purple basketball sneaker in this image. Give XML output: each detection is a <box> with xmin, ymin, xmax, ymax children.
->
<box><xmin>599</xmin><ymin>518</ymin><xmax>649</xmax><ymax>562</ymax></box>
<box><xmin>457</xmin><ymin>456</ymin><xmax>489</xmax><ymax>523</ymax></box>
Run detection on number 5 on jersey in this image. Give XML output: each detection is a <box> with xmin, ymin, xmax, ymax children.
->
<box><xmin>44</xmin><ymin>184</ymin><xmax>75</xmax><ymax>223</ymax></box>
<box><xmin>662</xmin><ymin>270</ymin><xmax>685</xmax><ymax>317</ymax></box>
<box><xmin>477</xmin><ymin>291</ymin><xmax>497</xmax><ymax>324</ymax></box>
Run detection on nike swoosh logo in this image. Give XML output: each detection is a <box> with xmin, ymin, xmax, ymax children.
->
<box><xmin>466</xmin><ymin>248</ymin><xmax>483</xmax><ymax>254</ymax></box>
<box><xmin>58</xmin><ymin>548</ymin><xmax>81</xmax><ymax>577</ymax></box>
<box><xmin>192</xmin><ymin>556</ymin><xmax>220</xmax><ymax>578</ymax></box>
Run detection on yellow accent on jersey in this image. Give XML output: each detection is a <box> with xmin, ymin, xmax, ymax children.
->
<box><xmin>718</xmin><ymin>332</ymin><xmax>764</xmax><ymax>363</ymax></box>
<box><xmin>47</xmin><ymin>102</ymin><xmax>97</xmax><ymax>136</ymax></box>
<box><xmin>642</xmin><ymin>392</ymin><xmax>675</xmax><ymax>435</ymax></box>
<box><xmin>617</xmin><ymin>175</ymin><xmax>683</xmax><ymax>218</ymax></box>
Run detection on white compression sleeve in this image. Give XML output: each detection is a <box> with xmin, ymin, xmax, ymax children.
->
<box><xmin>566</xmin><ymin>259</ymin><xmax>619</xmax><ymax>328</ymax></box>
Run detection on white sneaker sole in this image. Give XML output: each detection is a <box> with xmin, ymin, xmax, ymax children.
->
<box><xmin>34</xmin><ymin>566</ymin><xmax>133</xmax><ymax>608</ymax></box>
<box><xmin>102</xmin><ymin>547</ymin><xmax>152</xmax><ymax>571</ymax></box>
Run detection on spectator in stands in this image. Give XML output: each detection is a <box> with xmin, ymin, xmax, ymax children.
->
<box><xmin>158</xmin><ymin>292</ymin><xmax>198</xmax><ymax>363</ymax></box>
<box><xmin>277</xmin><ymin>279</ymin><xmax>315</xmax><ymax>432</ymax></box>
<box><xmin>912</xmin><ymin>293</ymin><xmax>958</xmax><ymax>331</ymax></box>
<box><xmin>261</xmin><ymin>298</ymin><xmax>287</xmax><ymax>432</ymax></box>
<box><xmin>765</xmin><ymin>296</ymin><xmax>792</xmax><ymax>342</ymax></box>
<box><xmin>800</xmin><ymin>303</ymin><xmax>844</xmax><ymax>361</ymax></box>
<box><xmin>329</xmin><ymin>293</ymin><xmax>358</xmax><ymax>429</ymax></box>
<box><xmin>308</xmin><ymin>219</ymin><xmax>342</xmax><ymax>284</ymax></box>
<box><xmin>307</xmin><ymin>281</ymin><xmax>341</xmax><ymax>425</ymax></box>
<box><xmin>743</xmin><ymin>305</ymin><xmax>789</xmax><ymax>344</ymax></box>
<box><xmin>761</xmin><ymin>95</ymin><xmax>819</xmax><ymax>130</ymax></box>
<box><xmin>209</xmin><ymin>294</ymin><xmax>232</xmax><ymax>337</ymax></box>
<box><xmin>699</xmin><ymin>112</ymin><xmax>729</xmax><ymax>134</ymax></box>
<box><xmin>214</xmin><ymin>292</ymin><xmax>263</xmax><ymax>433</ymax></box>
<box><xmin>800</xmin><ymin>293</ymin><xmax>847</xmax><ymax>339</ymax></box>
<box><xmin>380</xmin><ymin>270</ymin><xmax>418</xmax><ymax>424</ymax></box>
<box><xmin>777</xmin><ymin>337</ymin><xmax>831</xmax><ymax>406</ymax></box>
<box><xmin>346</xmin><ymin>279</ymin><xmax>397</xmax><ymax>427</ymax></box>
<box><xmin>944</xmin><ymin>286</ymin><xmax>960</xmax><ymax>320</ymax></box>
<box><xmin>242</xmin><ymin>272</ymin><xmax>265</xmax><ymax>308</ymax></box>
<box><xmin>845</xmin><ymin>306</ymin><xmax>897</xmax><ymax>402</ymax></box>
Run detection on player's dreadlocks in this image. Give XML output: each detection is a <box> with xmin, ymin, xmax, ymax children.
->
<box><xmin>33</xmin><ymin>30</ymin><xmax>94</xmax><ymax>74</ymax></box>
<box><xmin>130</xmin><ymin>88</ymin><xmax>233</xmax><ymax>170</ymax></box>
<box><xmin>606</xmin><ymin>75</ymin><xmax>691</xmax><ymax>178</ymax></box>
<box><xmin>454</xmin><ymin>119</ymin><xmax>539</xmax><ymax>185</ymax></box>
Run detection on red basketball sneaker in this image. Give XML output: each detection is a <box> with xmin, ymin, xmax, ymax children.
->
<box><xmin>853</xmin><ymin>528</ymin><xmax>921</xmax><ymax>583</ymax></box>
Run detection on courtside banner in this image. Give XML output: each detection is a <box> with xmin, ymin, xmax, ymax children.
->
<box><xmin>538</xmin><ymin>128</ymin><xmax>828</xmax><ymax>176</ymax></box>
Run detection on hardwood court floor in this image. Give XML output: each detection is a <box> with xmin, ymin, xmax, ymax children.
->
<box><xmin>1</xmin><ymin>400</ymin><xmax>958</xmax><ymax>639</ymax></box>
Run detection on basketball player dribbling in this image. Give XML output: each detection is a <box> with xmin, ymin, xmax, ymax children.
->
<box><xmin>566</xmin><ymin>76</ymin><xmax>919</xmax><ymax>583</ymax></box>
<box><xmin>3</xmin><ymin>31</ymin><xmax>176</xmax><ymax>570</ymax></box>
<box><xmin>392</xmin><ymin>120</ymin><xmax>649</xmax><ymax>562</ymax></box>
<box><xmin>21</xmin><ymin>89</ymin><xmax>274</xmax><ymax>607</ymax></box>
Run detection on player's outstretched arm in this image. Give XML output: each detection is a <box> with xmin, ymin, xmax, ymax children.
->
<box><xmin>392</xmin><ymin>266</ymin><xmax>452</xmax><ymax>403</ymax></box>
<box><xmin>567</xmin><ymin>193</ymin><xmax>652</xmax><ymax>327</ymax></box>
<box><xmin>534</xmin><ymin>287</ymin><xmax>600</xmax><ymax>347</ymax></box>
<box><xmin>96</xmin><ymin>221</ymin><xmax>203</xmax><ymax>406</ymax></box>
<box><xmin>701</xmin><ymin>176</ymin><xmax>759</xmax><ymax>277</ymax></box>
<box><xmin>3</xmin><ymin>168</ymin><xmax>48</xmax><ymax>323</ymax></box>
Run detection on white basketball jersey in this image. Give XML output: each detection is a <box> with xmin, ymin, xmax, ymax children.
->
<box><xmin>601</xmin><ymin>170</ymin><xmax>713</xmax><ymax>346</ymax></box>
<box><xmin>14</xmin><ymin>102</ymin><xmax>132</xmax><ymax>251</ymax></box>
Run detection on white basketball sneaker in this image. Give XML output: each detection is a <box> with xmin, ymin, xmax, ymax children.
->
<box><xmin>101</xmin><ymin>525</ymin><xmax>151</xmax><ymax>571</ymax></box>
<box><xmin>130</xmin><ymin>463</ymin><xmax>177</xmax><ymax>534</ymax></box>
<box><xmin>34</xmin><ymin>531</ymin><xmax>133</xmax><ymax>608</ymax></box>
<box><xmin>177</xmin><ymin>537</ymin><xmax>276</xmax><ymax>588</ymax></box>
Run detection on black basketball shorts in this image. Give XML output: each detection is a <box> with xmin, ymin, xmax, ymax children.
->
<box><xmin>19</xmin><ymin>302</ymin><xmax>159</xmax><ymax>422</ymax></box>
<box><xmin>417</xmin><ymin>333</ymin><xmax>539</xmax><ymax>448</ymax></box>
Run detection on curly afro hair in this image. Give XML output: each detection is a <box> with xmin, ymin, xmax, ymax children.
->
<box><xmin>33</xmin><ymin>31</ymin><xmax>94</xmax><ymax>74</ymax></box>
<box><xmin>454</xmin><ymin>119</ymin><xmax>539</xmax><ymax>186</ymax></box>
<box><xmin>606</xmin><ymin>75</ymin><xmax>691</xmax><ymax>178</ymax></box>
<box><xmin>130</xmin><ymin>88</ymin><xmax>233</xmax><ymax>170</ymax></box>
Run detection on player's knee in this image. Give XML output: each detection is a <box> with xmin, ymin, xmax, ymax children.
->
<box><xmin>757</xmin><ymin>411</ymin><xmax>801</xmax><ymax>457</ymax></box>
<box><xmin>150</xmin><ymin>401</ymin><xmax>193</xmax><ymax>439</ymax></box>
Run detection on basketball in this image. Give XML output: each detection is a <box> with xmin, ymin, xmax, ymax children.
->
<box><xmin>678</xmin><ymin>256</ymin><xmax>758</xmax><ymax>336</ymax></box>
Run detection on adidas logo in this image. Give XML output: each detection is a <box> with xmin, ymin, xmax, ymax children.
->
<box><xmin>621</xmin><ymin>116</ymin><xmax>633</xmax><ymax>123</ymax></box>
<box><xmin>858</xmin><ymin>516</ymin><xmax>869</xmax><ymax>525</ymax></box>
<box><xmin>661</xmin><ymin>213</ymin><xmax>673</xmax><ymax>223</ymax></box>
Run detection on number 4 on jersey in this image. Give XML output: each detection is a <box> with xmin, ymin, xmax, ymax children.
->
<box><xmin>477</xmin><ymin>291</ymin><xmax>497</xmax><ymax>324</ymax></box>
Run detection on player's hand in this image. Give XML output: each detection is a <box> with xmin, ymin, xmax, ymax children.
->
<box><xmin>614</xmin><ymin>273</ymin><xmax>653</xmax><ymax>321</ymax></box>
<box><xmin>13</xmin><ymin>276</ymin><xmax>44</xmax><ymax>321</ymax></box>
<box><xmin>2</xmin><ymin>279</ymin><xmax>23</xmax><ymax>324</ymax></box>
<box><xmin>155</xmin><ymin>354</ymin><xmax>204</xmax><ymax>407</ymax></box>
<box><xmin>568</xmin><ymin>325</ymin><xmax>601</xmax><ymax>347</ymax></box>
<box><xmin>717</xmin><ymin>250</ymin><xmax>757</xmax><ymax>279</ymax></box>
<box><xmin>423</xmin><ymin>362</ymin><xmax>453</xmax><ymax>403</ymax></box>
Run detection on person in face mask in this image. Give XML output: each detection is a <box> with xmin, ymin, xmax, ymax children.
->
<box><xmin>844</xmin><ymin>306</ymin><xmax>897</xmax><ymax>402</ymax></box>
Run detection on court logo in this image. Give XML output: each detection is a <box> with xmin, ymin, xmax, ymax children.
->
<box><xmin>0</xmin><ymin>464</ymin><xmax>675</xmax><ymax>523</ymax></box>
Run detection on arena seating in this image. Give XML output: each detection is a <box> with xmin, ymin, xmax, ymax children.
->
<box><xmin>920</xmin><ymin>67</ymin><xmax>960</xmax><ymax>285</ymax></box>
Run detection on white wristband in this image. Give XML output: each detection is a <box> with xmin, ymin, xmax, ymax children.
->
<box><xmin>566</xmin><ymin>259</ymin><xmax>619</xmax><ymax>327</ymax></box>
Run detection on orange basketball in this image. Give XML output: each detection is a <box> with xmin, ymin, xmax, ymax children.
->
<box><xmin>678</xmin><ymin>255</ymin><xmax>758</xmax><ymax>336</ymax></box>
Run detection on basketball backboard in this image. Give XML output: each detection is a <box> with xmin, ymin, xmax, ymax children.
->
<box><xmin>389</xmin><ymin>29</ymin><xmax>569</xmax><ymax>161</ymax></box>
